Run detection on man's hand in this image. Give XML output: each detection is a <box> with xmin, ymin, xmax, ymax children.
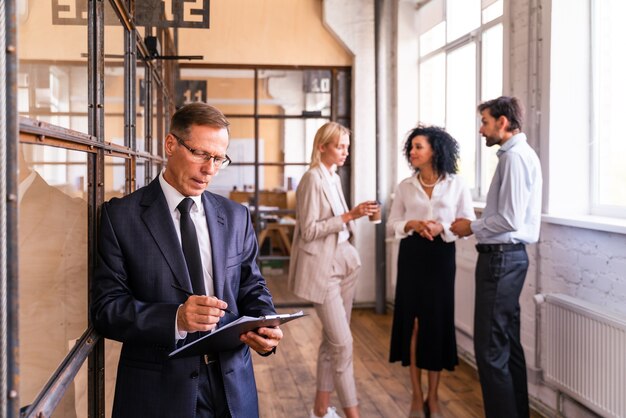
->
<box><xmin>450</xmin><ymin>218</ymin><xmax>473</xmax><ymax>237</ymax></box>
<box><xmin>240</xmin><ymin>326</ymin><xmax>283</xmax><ymax>355</ymax></box>
<box><xmin>177</xmin><ymin>295</ymin><xmax>228</xmax><ymax>333</ymax></box>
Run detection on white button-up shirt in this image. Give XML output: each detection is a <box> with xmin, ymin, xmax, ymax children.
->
<box><xmin>388</xmin><ymin>173</ymin><xmax>475</xmax><ymax>242</ymax></box>
<box><xmin>319</xmin><ymin>164</ymin><xmax>350</xmax><ymax>243</ymax></box>
<box><xmin>471</xmin><ymin>132</ymin><xmax>543</xmax><ymax>244</ymax></box>
<box><xmin>159</xmin><ymin>170</ymin><xmax>214</xmax><ymax>294</ymax></box>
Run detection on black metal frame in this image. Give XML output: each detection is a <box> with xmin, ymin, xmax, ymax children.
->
<box><xmin>177</xmin><ymin>64</ymin><xmax>353</xmax><ymax>263</ymax></box>
<box><xmin>12</xmin><ymin>1</ymin><xmax>173</xmax><ymax>417</ymax></box>
<box><xmin>3</xmin><ymin>0</ymin><xmax>19</xmax><ymax>416</ymax></box>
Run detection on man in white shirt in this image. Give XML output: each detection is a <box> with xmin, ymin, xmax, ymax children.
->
<box><xmin>451</xmin><ymin>96</ymin><xmax>542</xmax><ymax>418</ymax></box>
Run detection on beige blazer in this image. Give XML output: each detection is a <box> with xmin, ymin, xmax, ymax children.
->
<box><xmin>288</xmin><ymin>165</ymin><xmax>358</xmax><ymax>303</ymax></box>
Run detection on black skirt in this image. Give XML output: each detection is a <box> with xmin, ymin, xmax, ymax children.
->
<box><xmin>389</xmin><ymin>234</ymin><xmax>458</xmax><ymax>371</ymax></box>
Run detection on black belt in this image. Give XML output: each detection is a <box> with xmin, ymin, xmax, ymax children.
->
<box><xmin>203</xmin><ymin>353</ymin><xmax>218</xmax><ymax>364</ymax></box>
<box><xmin>476</xmin><ymin>243</ymin><xmax>525</xmax><ymax>253</ymax></box>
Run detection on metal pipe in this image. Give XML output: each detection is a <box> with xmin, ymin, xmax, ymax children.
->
<box><xmin>23</xmin><ymin>328</ymin><xmax>100</xmax><ymax>418</ymax></box>
<box><xmin>374</xmin><ymin>0</ymin><xmax>386</xmax><ymax>315</ymax></box>
<box><xmin>1</xmin><ymin>1</ymin><xmax>19</xmax><ymax>416</ymax></box>
<box><xmin>88</xmin><ymin>1</ymin><xmax>106</xmax><ymax>416</ymax></box>
<box><xmin>526</xmin><ymin>0</ymin><xmax>545</xmax><ymax>375</ymax></box>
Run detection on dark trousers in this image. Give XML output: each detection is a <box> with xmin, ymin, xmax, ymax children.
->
<box><xmin>196</xmin><ymin>361</ymin><xmax>231</xmax><ymax>418</ymax></box>
<box><xmin>474</xmin><ymin>248</ymin><xmax>530</xmax><ymax>418</ymax></box>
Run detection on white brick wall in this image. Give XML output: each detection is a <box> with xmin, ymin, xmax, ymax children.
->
<box><xmin>540</xmin><ymin>224</ymin><xmax>626</xmax><ymax>316</ymax></box>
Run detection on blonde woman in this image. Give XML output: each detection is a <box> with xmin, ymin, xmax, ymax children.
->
<box><xmin>288</xmin><ymin>122</ymin><xmax>378</xmax><ymax>418</ymax></box>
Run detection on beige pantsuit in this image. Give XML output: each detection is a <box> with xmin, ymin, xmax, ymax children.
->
<box><xmin>288</xmin><ymin>166</ymin><xmax>362</xmax><ymax>408</ymax></box>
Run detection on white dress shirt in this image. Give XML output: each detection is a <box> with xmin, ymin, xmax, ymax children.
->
<box><xmin>388</xmin><ymin>173</ymin><xmax>475</xmax><ymax>243</ymax></box>
<box><xmin>159</xmin><ymin>170</ymin><xmax>214</xmax><ymax>294</ymax></box>
<box><xmin>319</xmin><ymin>164</ymin><xmax>350</xmax><ymax>243</ymax></box>
<box><xmin>471</xmin><ymin>133</ymin><xmax>543</xmax><ymax>244</ymax></box>
<box><xmin>159</xmin><ymin>170</ymin><xmax>214</xmax><ymax>340</ymax></box>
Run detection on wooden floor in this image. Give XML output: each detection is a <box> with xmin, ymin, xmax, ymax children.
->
<box><xmin>253</xmin><ymin>307</ymin><xmax>544</xmax><ymax>418</ymax></box>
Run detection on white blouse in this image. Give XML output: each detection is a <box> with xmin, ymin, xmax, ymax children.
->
<box><xmin>387</xmin><ymin>173</ymin><xmax>475</xmax><ymax>243</ymax></box>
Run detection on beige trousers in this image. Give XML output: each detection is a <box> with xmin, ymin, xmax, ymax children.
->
<box><xmin>313</xmin><ymin>241</ymin><xmax>361</xmax><ymax>408</ymax></box>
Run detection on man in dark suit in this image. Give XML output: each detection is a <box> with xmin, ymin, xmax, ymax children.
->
<box><xmin>91</xmin><ymin>103</ymin><xmax>282</xmax><ymax>418</ymax></box>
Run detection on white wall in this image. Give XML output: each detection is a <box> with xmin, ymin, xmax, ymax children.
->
<box><xmin>323</xmin><ymin>0</ymin><xmax>378</xmax><ymax>303</ymax></box>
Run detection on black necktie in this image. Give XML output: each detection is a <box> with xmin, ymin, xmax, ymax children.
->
<box><xmin>177</xmin><ymin>198</ymin><xmax>206</xmax><ymax>295</ymax></box>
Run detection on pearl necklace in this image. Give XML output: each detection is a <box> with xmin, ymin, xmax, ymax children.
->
<box><xmin>418</xmin><ymin>173</ymin><xmax>441</xmax><ymax>188</ymax></box>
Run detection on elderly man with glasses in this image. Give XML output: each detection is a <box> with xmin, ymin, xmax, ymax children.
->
<box><xmin>92</xmin><ymin>102</ymin><xmax>282</xmax><ymax>418</ymax></box>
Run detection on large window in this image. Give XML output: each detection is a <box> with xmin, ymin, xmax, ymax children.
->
<box><xmin>417</xmin><ymin>0</ymin><xmax>503</xmax><ymax>198</ymax></box>
<box><xmin>592</xmin><ymin>0</ymin><xmax>626</xmax><ymax>217</ymax></box>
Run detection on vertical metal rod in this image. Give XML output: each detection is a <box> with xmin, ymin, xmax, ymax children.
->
<box><xmin>145</xmin><ymin>61</ymin><xmax>153</xmax><ymax>183</ymax></box>
<box><xmin>0</xmin><ymin>0</ymin><xmax>7</xmax><ymax>405</ymax></box>
<box><xmin>88</xmin><ymin>0</ymin><xmax>106</xmax><ymax>417</ymax></box>
<box><xmin>1</xmin><ymin>1</ymin><xmax>19</xmax><ymax>416</ymax></box>
<box><xmin>0</xmin><ymin>1</ymin><xmax>19</xmax><ymax>417</ymax></box>
<box><xmin>374</xmin><ymin>0</ymin><xmax>386</xmax><ymax>314</ymax></box>
<box><xmin>253</xmin><ymin>69</ymin><xmax>260</xmax><ymax>237</ymax></box>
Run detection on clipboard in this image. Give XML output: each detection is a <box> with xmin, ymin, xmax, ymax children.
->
<box><xmin>168</xmin><ymin>311</ymin><xmax>306</xmax><ymax>359</ymax></box>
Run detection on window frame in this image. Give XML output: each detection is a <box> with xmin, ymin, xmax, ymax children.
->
<box><xmin>589</xmin><ymin>0</ymin><xmax>626</xmax><ymax>219</ymax></box>
<box><xmin>416</xmin><ymin>0</ymin><xmax>504</xmax><ymax>200</ymax></box>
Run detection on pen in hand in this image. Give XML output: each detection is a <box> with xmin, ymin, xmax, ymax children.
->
<box><xmin>170</xmin><ymin>283</ymin><xmax>236</xmax><ymax>316</ymax></box>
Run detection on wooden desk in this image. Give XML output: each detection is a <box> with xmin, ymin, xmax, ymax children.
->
<box><xmin>229</xmin><ymin>190</ymin><xmax>296</xmax><ymax>210</ymax></box>
<box><xmin>258</xmin><ymin>223</ymin><xmax>292</xmax><ymax>256</ymax></box>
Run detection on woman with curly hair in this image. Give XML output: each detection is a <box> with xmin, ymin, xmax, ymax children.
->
<box><xmin>388</xmin><ymin>125</ymin><xmax>474</xmax><ymax>418</ymax></box>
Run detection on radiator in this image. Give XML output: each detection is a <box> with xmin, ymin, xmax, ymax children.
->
<box><xmin>540</xmin><ymin>293</ymin><xmax>626</xmax><ymax>418</ymax></box>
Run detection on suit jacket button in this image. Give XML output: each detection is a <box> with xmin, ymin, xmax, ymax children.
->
<box><xmin>190</xmin><ymin>371</ymin><xmax>199</xmax><ymax>379</ymax></box>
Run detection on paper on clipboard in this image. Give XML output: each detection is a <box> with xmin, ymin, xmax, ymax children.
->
<box><xmin>168</xmin><ymin>311</ymin><xmax>306</xmax><ymax>359</ymax></box>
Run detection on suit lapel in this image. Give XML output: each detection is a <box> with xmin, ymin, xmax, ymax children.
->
<box><xmin>315</xmin><ymin>166</ymin><xmax>336</xmax><ymax>214</ymax></box>
<box><xmin>202</xmin><ymin>192</ymin><xmax>227</xmax><ymax>300</ymax></box>
<box><xmin>140</xmin><ymin>179</ymin><xmax>193</xmax><ymax>292</ymax></box>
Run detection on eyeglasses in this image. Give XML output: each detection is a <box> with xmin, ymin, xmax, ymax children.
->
<box><xmin>171</xmin><ymin>133</ymin><xmax>232</xmax><ymax>168</ymax></box>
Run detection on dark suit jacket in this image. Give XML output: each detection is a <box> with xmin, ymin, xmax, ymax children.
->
<box><xmin>91</xmin><ymin>178</ymin><xmax>276</xmax><ymax>418</ymax></box>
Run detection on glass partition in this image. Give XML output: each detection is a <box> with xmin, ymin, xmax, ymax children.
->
<box><xmin>104</xmin><ymin>2</ymin><xmax>126</xmax><ymax>146</ymax></box>
<box><xmin>259</xmin><ymin>117</ymin><xmax>326</xmax><ymax>164</ymax></box>
<box><xmin>18</xmin><ymin>0</ymin><xmax>88</xmax><ymax>133</ymax></box>
<box><xmin>105</xmin><ymin>156</ymin><xmax>129</xmax><ymax>200</ymax></box>
<box><xmin>14</xmin><ymin>1</ymin><xmax>174</xmax><ymax>416</ymax></box>
<box><xmin>136</xmin><ymin>158</ymin><xmax>147</xmax><ymax>189</ymax></box>
<box><xmin>176</xmin><ymin>66</ymin><xmax>351</xmax><ymax>307</ymax></box>
<box><xmin>152</xmin><ymin>79</ymin><xmax>162</xmax><ymax>156</ymax></box>
<box><xmin>257</xmin><ymin>69</ymin><xmax>331</xmax><ymax>117</ymax></box>
<box><xmin>18</xmin><ymin>144</ymin><xmax>88</xmax><ymax>416</ymax></box>
<box><xmin>136</xmin><ymin>62</ymin><xmax>147</xmax><ymax>152</ymax></box>
<box><xmin>180</xmin><ymin>68</ymin><xmax>256</xmax><ymax>115</ymax></box>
